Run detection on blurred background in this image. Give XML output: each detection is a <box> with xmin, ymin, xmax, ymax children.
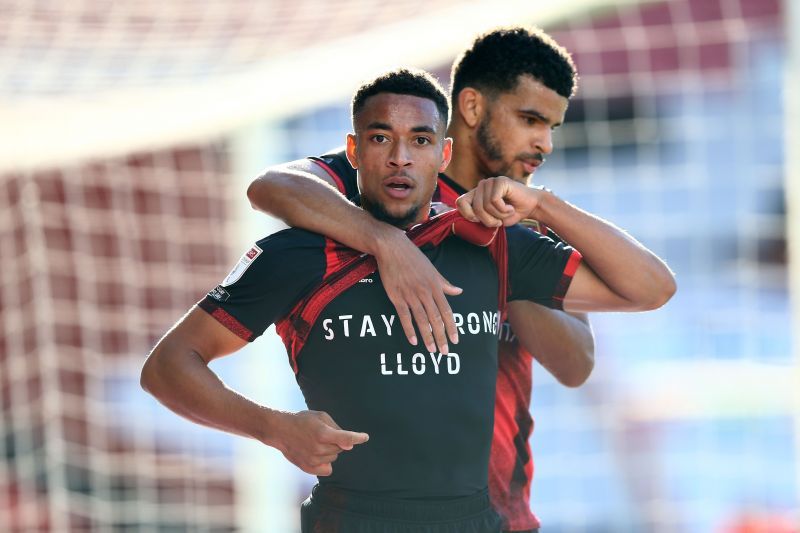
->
<box><xmin>0</xmin><ymin>0</ymin><xmax>797</xmax><ymax>531</ymax></box>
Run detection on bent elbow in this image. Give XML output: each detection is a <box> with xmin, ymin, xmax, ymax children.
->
<box><xmin>246</xmin><ymin>177</ymin><xmax>267</xmax><ymax>211</ymax></box>
<box><xmin>557</xmin><ymin>344</ymin><xmax>595</xmax><ymax>388</ymax></box>
<box><xmin>570</xmin><ymin>355</ymin><xmax>595</xmax><ymax>388</ymax></box>
<box><xmin>643</xmin><ymin>273</ymin><xmax>677</xmax><ymax>311</ymax></box>
<box><xmin>140</xmin><ymin>351</ymin><xmax>164</xmax><ymax>396</ymax></box>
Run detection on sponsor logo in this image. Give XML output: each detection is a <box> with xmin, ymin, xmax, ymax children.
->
<box><xmin>208</xmin><ymin>285</ymin><xmax>230</xmax><ymax>302</ymax></box>
<box><xmin>221</xmin><ymin>244</ymin><xmax>263</xmax><ymax>287</ymax></box>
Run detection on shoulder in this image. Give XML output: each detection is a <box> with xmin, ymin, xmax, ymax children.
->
<box><xmin>308</xmin><ymin>148</ymin><xmax>358</xmax><ymax>198</ymax></box>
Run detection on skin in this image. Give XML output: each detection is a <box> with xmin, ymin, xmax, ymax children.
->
<box><xmin>346</xmin><ymin>93</ymin><xmax>452</xmax><ymax>229</ymax></box>
<box><xmin>456</xmin><ymin>175</ymin><xmax>677</xmax><ymax>312</ymax></box>
<box><xmin>447</xmin><ymin>75</ymin><xmax>568</xmax><ymax>189</ymax></box>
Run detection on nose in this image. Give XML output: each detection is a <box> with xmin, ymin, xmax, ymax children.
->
<box><xmin>388</xmin><ymin>141</ymin><xmax>412</xmax><ymax>168</ymax></box>
<box><xmin>535</xmin><ymin>127</ymin><xmax>554</xmax><ymax>155</ymax></box>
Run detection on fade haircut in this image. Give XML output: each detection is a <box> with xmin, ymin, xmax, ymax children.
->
<box><xmin>451</xmin><ymin>26</ymin><xmax>578</xmax><ymax>105</ymax></box>
<box><xmin>351</xmin><ymin>68</ymin><xmax>450</xmax><ymax>130</ymax></box>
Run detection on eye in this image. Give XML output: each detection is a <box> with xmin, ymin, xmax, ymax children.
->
<box><xmin>522</xmin><ymin>116</ymin><xmax>538</xmax><ymax>126</ymax></box>
<box><xmin>371</xmin><ymin>134</ymin><xmax>389</xmax><ymax>143</ymax></box>
<box><xmin>413</xmin><ymin>136</ymin><xmax>432</xmax><ymax>145</ymax></box>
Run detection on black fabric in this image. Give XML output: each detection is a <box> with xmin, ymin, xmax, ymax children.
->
<box><xmin>199</xmin><ymin>228</ymin><xmax>326</xmax><ymax>340</ymax></box>
<box><xmin>301</xmin><ymin>484</ymin><xmax>503</xmax><ymax>533</ymax></box>
<box><xmin>310</xmin><ymin>147</ymin><xmax>360</xmax><ymax>199</ymax></box>
<box><xmin>506</xmin><ymin>224</ymin><xmax>576</xmax><ymax>306</ymax></box>
<box><xmin>200</xmin><ymin>203</ymin><xmax>576</xmax><ymax>502</ymax></box>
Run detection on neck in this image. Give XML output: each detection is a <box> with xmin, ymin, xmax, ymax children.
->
<box><xmin>445</xmin><ymin>121</ymin><xmax>485</xmax><ymax>191</ymax></box>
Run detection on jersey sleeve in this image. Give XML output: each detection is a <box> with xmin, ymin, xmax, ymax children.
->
<box><xmin>308</xmin><ymin>148</ymin><xmax>359</xmax><ymax>199</ymax></box>
<box><xmin>198</xmin><ymin>228</ymin><xmax>327</xmax><ymax>341</ymax></box>
<box><xmin>506</xmin><ymin>224</ymin><xmax>582</xmax><ymax>310</ymax></box>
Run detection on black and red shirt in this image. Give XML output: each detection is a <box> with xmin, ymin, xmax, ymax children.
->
<box><xmin>199</xmin><ymin>168</ymin><xmax>580</xmax><ymax>502</ymax></box>
<box><xmin>307</xmin><ymin>149</ymin><xmax>568</xmax><ymax>530</ymax></box>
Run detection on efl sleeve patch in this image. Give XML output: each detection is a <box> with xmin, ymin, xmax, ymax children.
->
<box><xmin>199</xmin><ymin>229</ymin><xmax>327</xmax><ymax>342</ymax></box>
<box><xmin>221</xmin><ymin>244</ymin><xmax>262</xmax><ymax>287</ymax></box>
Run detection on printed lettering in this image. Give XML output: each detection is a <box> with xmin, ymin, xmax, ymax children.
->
<box><xmin>431</xmin><ymin>352</ymin><xmax>442</xmax><ymax>374</ymax></box>
<box><xmin>380</xmin><ymin>353</ymin><xmax>392</xmax><ymax>375</ymax></box>
<box><xmin>412</xmin><ymin>353</ymin><xmax>426</xmax><ymax>375</ymax></box>
<box><xmin>453</xmin><ymin>313</ymin><xmax>465</xmax><ymax>335</ymax></box>
<box><xmin>381</xmin><ymin>314</ymin><xmax>395</xmax><ymax>336</ymax></box>
<box><xmin>447</xmin><ymin>353</ymin><xmax>460</xmax><ymax>374</ymax></box>
<box><xmin>396</xmin><ymin>353</ymin><xmax>408</xmax><ymax>375</ymax></box>
<box><xmin>360</xmin><ymin>315</ymin><xmax>376</xmax><ymax>337</ymax></box>
<box><xmin>339</xmin><ymin>315</ymin><xmax>353</xmax><ymax>337</ymax></box>
<box><xmin>467</xmin><ymin>313</ymin><xmax>480</xmax><ymax>334</ymax></box>
<box><xmin>323</xmin><ymin>319</ymin><xmax>334</xmax><ymax>340</ymax></box>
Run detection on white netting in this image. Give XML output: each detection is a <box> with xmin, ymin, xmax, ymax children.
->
<box><xmin>533</xmin><ymin>1</ymin><xmax>795</xmax><ymax>531</ymax></box>
<box><xmin>0</xmin><ymin>146</ymin><xmax>241</xmax><ymax>530</ymax></box>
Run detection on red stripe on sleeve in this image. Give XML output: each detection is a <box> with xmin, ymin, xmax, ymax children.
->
<box><xmin>552</xmin><ymin>249</ymin><xmax>582</xmax><ymax>309</ymax></box>
<box><xmin>199</xmin><ymin>299</ymin><xmax>254</xmax><ymax>341</ymax></box>
<box><xmin>563</xmin><ymin>248</ymin><xmax>581</xmax><ymax>277</ymax></box>
<box><xmin>312</xmin><ymin>159</ymin><xmax>346</xmax><ymax>194</ymax></box>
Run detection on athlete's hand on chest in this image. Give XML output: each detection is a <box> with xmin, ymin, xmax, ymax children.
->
<box><xmin>270</xmin><ymin>410</ymin><xmax>369</xmax><ymax>476</ymax></box>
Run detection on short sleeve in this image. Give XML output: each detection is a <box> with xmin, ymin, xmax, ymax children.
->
<box><xmin>198</xmin><ymin>228</ymin><xmax>327</xmax><ymax>341</ymax></box>
<box><xmin>308</xmin><ymin>148</ymin><xmax>359</xmax><ymax>199</ymax></box>
<box><xmin>506</xmin><ymin>224</ymin><xmax>582</xmax><ymax>310</ymax></box>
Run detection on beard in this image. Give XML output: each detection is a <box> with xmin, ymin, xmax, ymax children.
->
<box><xmin>476</xmin><ymin>109</ymin><xmax>543</xmax><ymax>183</ymax></box>
<box><xmin>361</xmin><ymin>195</ymin><xmax>423</xmax><ymax>229</ymax></box>
<box><xmin>476</xmin><ymin>108</ymin><xmax>505</xmax><ymax>164</ymax></box>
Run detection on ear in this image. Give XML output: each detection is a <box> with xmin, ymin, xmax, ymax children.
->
<box><xmin>456</xmin><ymin>87</ymin><xmax>484</xmax><ymax>129</ymax></box>
<box><xmin>345</xmin><ymin>133</ymin><xmax>358</xmax><ymax>169</ymax></box>
<box><xmin>439</xmin><ymin>137</ymin><xmax>453</xmax><ymax>173</ymax></box>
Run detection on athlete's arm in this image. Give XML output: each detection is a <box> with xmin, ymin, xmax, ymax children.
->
<box><xmin>140</xmin><ymin>306</ymin><xmax>368</xmax><ymax>476</ymax></box>
<box><xmin>457</xmin><ymin>177</ymin><xmax>677</xmax><ymax>312</ymax></box>
<box><xmin>507</xmin><ymin>301</ymin><xmax>594</xmax><ymax>387</ymax></box>
<box><xmin>247</xmin><ymin>159</ymin><xmax>462</xmax><ymax>354</ymax></box>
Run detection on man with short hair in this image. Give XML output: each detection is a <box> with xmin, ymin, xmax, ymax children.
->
<box><xmin>142</xmin><ymin>68</ymin><xmax>675</xmax><ymax>532</ymax></box>
<box><xmin>247</xmin><ymin>26</ymin><xmax>593</xmax><ymax>531</ymax></box>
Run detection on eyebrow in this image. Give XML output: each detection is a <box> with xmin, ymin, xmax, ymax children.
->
<box><xmin>365</xmin><ymin>122</ymin><xmax>438</xmax><ymax>134</ymax></box>
<box><xmin>520</xmin><ymin>109</ymin><xmax>562</xmax><ymax>128</ymax></box>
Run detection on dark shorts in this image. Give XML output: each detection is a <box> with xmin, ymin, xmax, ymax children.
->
<box><xmin>300</xmin><ymin>484</ymin><xmax>503</xmax><ymax>533</ymax></box>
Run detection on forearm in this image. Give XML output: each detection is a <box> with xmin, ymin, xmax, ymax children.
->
<box><xmin>533</xmin><ymin>192</ymin><xmax>676</xmax><ymax>310</ymax></box>
<box><xmin>507</xmin><ymin>300</ymin><xmax>594</xmax><ymax>387</ymax></box>
<box><xmin>247</xmin><ymin>170</ymin><xmax>402</xmax><ymax>256</ymax></box>
<box><xmin>141</xmin><ymin>343</ymin><xmax>284</xmax><ymax>446</ymax></box>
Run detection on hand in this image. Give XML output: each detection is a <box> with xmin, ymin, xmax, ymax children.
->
<box><xmin>375</xmin><ymin>230</ymin><xmax>462</xmax><ymax>354</ymax></box>
<box><xmin>456</xmin><ymin>177</ymin><xmax>543</xmax><ymax>228</ymax></box>
<box><xmin>272</xmin><ymin>410</ymin><xmax>369</xmax><ymax>476</ymax></box>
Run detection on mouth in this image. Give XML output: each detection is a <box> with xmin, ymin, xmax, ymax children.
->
<box><xmin>520</xmin><ymin>158</ymin><xmax>543</xmax><ymax>175</ymax></box>
<box><xmin>383</xmin><ymin>176</ymin><xmax>415</xmax><ymax>199</ymax></box>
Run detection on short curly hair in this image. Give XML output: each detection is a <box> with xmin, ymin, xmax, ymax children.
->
<box><xmin>451</xmin><ymin>26</ymin><xmax>578</xmax><ymax>104</ymax></box>
<box><xmin>352</xmin><ymin>68</ymin><xmax>450</xmax><ymax>128</ymax></box>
